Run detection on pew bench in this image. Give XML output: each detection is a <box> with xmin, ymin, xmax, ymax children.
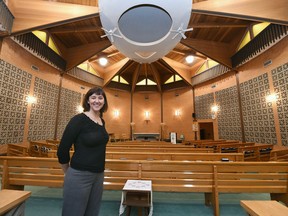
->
<box><xmin>7</xmin><ymin>144</ymin><xmax>29</xmax><ymax>157</ymax></box>
<box><xmin>270</xmin><ymin>148</ymin><xmax>288</xmax><ymax>161</ymax></box>
<box><xmin>29</xmin><ymin>141</ymin><xmax>58</xmax><ymax>157</ymax></box>
<box><xmin>106</xmin><ymin>147</ymin><xmax>214</xmax><ymax>153</ymax></box>
<box><xmin>216</xmin><ymin>142</ymin><xmax>255</xmax><ymax>153</ymax></box>
<box><xmin>0</xmin><ymin>156</ymin><xmax>287</xmax><ymax>216</ymax></box>
<box><xmin>46</xmin><ymin>147</ymin><xmax>215</xmax><ymax>158</ymax></box>
<box><xmin>240</xmin><ymin>200</ymin><xmax>288</xmax><ymax>216</ymax></box>
<box><xmin>193</xmin><ymin>140</ymin><xmax>240</xmax><ymax>149</ymax></box>
<box><xmin>0</xmin><ymin>189</ymin><xmax>31</xmax><ymax>216</ymax></box>
<box><xmin>238</xmin><ymin>144</ymin><xmax>274</xmax><ymax>161</ymax></box>
<box><xmin>105</xmin><ymin>152</ymin><xmax>244</xmax><ymax>161</ymax></box>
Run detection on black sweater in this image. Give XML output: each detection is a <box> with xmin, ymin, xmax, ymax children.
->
<box><xmin>57</xmin><ymin>113</ymin><xmax>109</xmax><ymax>173</ymax></box>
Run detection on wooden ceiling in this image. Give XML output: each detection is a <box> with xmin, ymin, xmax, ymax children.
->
<box><xmin>4</xmin><ymin>0</ymin><xmax>288</xmax><ymax>92</ymax></box>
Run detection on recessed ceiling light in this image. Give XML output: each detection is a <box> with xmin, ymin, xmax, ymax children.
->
<box><xmin>185</xmin><ymin>55</ymin><xmax>194</xmax><ymax>64</ymax></box>
<box><xmin>99</xmin><ymin>57</ymin><xmax>108</xmax><ymax>66</ymax></box>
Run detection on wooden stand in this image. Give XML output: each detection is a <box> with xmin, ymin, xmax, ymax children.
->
<box><xmin>123</xmin><ymin>191</ymin><xmax>151</xmax><ymax>216</ymax></box>
<box><xmin>120</xmin><ymin>180</ymin><xmax>152</xmax><ymax>216</ymax></box>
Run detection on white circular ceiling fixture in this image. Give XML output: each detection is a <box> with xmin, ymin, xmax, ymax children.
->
<box><xmin>99</xmin><ymin>0</ymin><xmax>192</xmax><ymax>64</ymax></box>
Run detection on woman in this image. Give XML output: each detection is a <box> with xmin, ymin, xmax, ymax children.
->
<box><xmin>57</xmin><ymin>87</ymin><xmax>109</xmax><ymax>216</ymax></box>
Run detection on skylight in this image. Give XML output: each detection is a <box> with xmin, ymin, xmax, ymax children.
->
<box><xmin>136</xmin><ymin>78</ymin><xmax>157</xmax><ymax>85</ymax></box>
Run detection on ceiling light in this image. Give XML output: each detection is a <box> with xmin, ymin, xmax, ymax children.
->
<box><xmin>99</xmin><ymin>57</ymin><xmax>108</xmax><ymax>66</ymax></box>
<box><xmin>99</xmin><ymin>0</ymin><xmax>192</xmax><ymax>63</ymax></box>
<box><xmin>185</xmin><ymin>55</ymin><xmax>194</xmax><ymax>64</ymax></box>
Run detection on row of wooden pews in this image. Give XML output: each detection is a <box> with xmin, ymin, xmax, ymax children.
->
<box><xmin>2</xmin><ymin>139</ymin><xmax>288</xmax><ymax>216</ymax></box>
<box><xmin>6</xmin><ymin>139</ymin><xmax>285</xmax><ymax>162</ymax></box>
<box><xmin>0</xmin><ymin>156</ymin><xmax>288</xmax><ymax>216</ymax></box>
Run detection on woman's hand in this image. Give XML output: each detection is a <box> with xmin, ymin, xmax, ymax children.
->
<box><xmin>61</xmin><ymin>163</ymin><xmax>70</xmax><ymax>174</ymax></box>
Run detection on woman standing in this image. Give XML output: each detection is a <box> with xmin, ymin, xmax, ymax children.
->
<box><xmin>57</xmin><ymin>87</ymin><xmax>109</xmax><ymax>216</ymax></box>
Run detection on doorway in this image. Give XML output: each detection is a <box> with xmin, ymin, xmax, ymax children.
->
<box><xmin>199</xmin><ymin>122</ymin><xmax>214</xmax><ymax>140</ymax></box>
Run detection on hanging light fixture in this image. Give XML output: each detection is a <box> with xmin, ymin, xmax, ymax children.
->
<box><xmin>99</xmin><ymin>0</ymin><xmax>192</xmax><ymax>63</ymax></box>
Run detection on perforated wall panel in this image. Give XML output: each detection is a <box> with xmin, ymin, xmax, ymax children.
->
<box><xmin>28</xmin><ymin>77</ymin><xmax>59</xmax><ymax>141</ymax></box>
<box><xmin>272</xmin><ymin>63</ymin><xmax>288</xmax><ymax>146</ymax></box>
<box><xmin>0</xmin><ymin>59</ymin><xmax>31</xmax><ymax>144</ymax></box>
<box><xmin>56</xmin><ymin>88</ymin><xmax>82</xmax><ymax>139</ymax></box>
<box><xmin>215</xmin><ymin>86</ymin><xmax>242</xmax><ymax>141</ymax></box>
<box><xmin>195</xmin><ymin>93</ymin><xmax>214</xmax><ymax>119</ymax></box>
<box><xmin>240</xmin><ymin>73</ymin><xmax>277</xmax><ymax>144</ymax></box>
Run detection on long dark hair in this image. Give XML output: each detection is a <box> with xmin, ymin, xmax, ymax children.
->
<box><xmin>82</xmin><ymin>87</ymin><xmax>108</xmax><ymax>117</ymax></box>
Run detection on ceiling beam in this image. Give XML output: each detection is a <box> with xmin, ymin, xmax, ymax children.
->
<box><xmin>65</xmin><ymin>40</ymin><xmax>111</xmax><ymax>71</ymax></box>
<box><xmin>102</xmin><ymin>58</ymin><xmax>131</xmax><ymax>86</ymax></box>
<box><xmin>188</xmin><ymin>22</ymin><xmax>249</xmax><ymax>28</ymax></box>
<box><xmin>192</xmin><ymin>0</ymin><xmax>288</xmax><ymax>25</ymax></box>
<box><xmin>49</xmin><ymin>26</ymin><xmax>102</xmax><ymax>34</ymax></box>
<box><xmin>131</xmin><ymin>64</ymin><xmax>141</xmax><ymax>92</ymax></box>
<box><xmin>8</xmin><ymin>0</ymin><xmax>99</xmax><ymax>35</ymax></box>
<box><xmin>149</xmin><ymin>64</ymin><xmax>162</xmax><ymax>92</ymax></box>
<box><xmin>160</xmin><ymin>58</ymin><xmax>192</xmax><ymax>86</ymax></box>
<box><xmin>181</xmin><ymin>38</ymin><xmax>233</xmax><ymax>68</ymax></box>
<box><xmin>171</xmin><ymin>49</ymin><xmax>207</xmax><ymax>59</ymax></box>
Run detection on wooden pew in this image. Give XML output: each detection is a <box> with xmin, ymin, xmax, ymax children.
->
<box><xmin>46</xmin><ymin>139</ymin><xmax>60</xmax><ymax>144</ymax></box>
<box><xmin>47</xmin><ymin>148</ymin><xmax>215</xmax><ymax>158</ymax></box>
<box><xmin>270</xmin><ymin>149</ymin><xmax>288</xmax><ymax>161</ymax></box>
<box><xmin>108</xmin><ymin>141</ymin><xmax>168</xmax><ymax>145</ymax></box>
<box><xmin>193</xmin><ymin>140</ymin><xmax>241</xmax><ymax>150</ymax></box>
<box><xmin>237</xmin><ymin>144</ymin><xmax>274</xmax><ymax>161</ymax></box>
<box><xmin>29</xmin><ymin>141</ymin><xmax>59</xmax><ymax>157</ymax></box>
<box><xmin>240</xmin><ymin>200</ymin><xmax>288</xmax><ymax>216</ymax></box>
<box><xmin>0</xmin><ymin>189</ymin><xmax>31</xmax><ymax>215</ymax></box>
<box><xmin>215</xmin><ymin>142</ymin><xmax>255</xmax><ymax>153</ymax></box>
<box><xmin>7</xmin><ymin>144</ymin><xmax>29</xmax><ymax>157</ymax></box>
<box><xmin>184</xmin><ymin>139</ymin><xmax>226</xmax><ymax>146</ymax></box>
<box><xmin>106</xmin><ymin>147</ymin><xmax>214</xmax><ymax>153</ymax></box>
<box><xmin>106</xmin><ymin>152</ymin><xmax>244</xmax><ymax>161</ymax></box>
<box><xmin>30</xmin><ymin>147</ymin><xmax>215</xmax><ymax>158</ymax></box>
<box><xmin>107</xmin><ymin>143</ymin><xmax>191</xmax><ymax>148</ymax></box>
<box><xmin>213</xmin><ymin>161</ymin><xmax>288</xmax><ymax>216</ymax></box>
<box><xmin>1</xmin><ymin>156</ymin><xmax>287</xmax><ymax>216</ymax></box>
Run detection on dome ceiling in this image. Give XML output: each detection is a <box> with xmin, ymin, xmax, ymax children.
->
<box><xmin>4</xmin><ymin>0</ymin><xmax>288</xmax><ymax>93</ymax></box>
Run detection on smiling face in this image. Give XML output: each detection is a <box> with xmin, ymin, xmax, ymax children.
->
<box><xmin>88</xmin><ymin>93</ymin><xmax>105</xmax><ymax>113</ymax></box>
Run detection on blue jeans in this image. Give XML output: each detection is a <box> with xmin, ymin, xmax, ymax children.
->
<box><xmin>62</xmin><ymin>167</ymin><xmax>104</xmax><ymax>216</ymax></box>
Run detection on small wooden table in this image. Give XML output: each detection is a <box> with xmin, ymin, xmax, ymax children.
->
<box><xmin>240</xmin><ymin>200</ymin><xmax>288</xmax><ymax>216</ymax></box>
<box><xmin>119</xmin><ymin>180</ymin><xmax>152</xmax><ymax>216</ymax></box>
<box><xmin>0</xmin><ymin>189</ymin><xmax>31</xmax><ymax>216</ymax></box>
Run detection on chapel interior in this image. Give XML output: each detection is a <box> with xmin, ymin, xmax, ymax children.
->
<box><xmin>1</xmin><ymin>0</ymin><xmax>288</xmax><ymax>150</ymax></box>
<box><xmin>0</xmin><ymin>1</ymin><xmax>288</xmax><ymax>215</ymax></box>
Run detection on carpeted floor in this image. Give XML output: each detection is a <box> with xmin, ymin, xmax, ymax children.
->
<box><xmin>23</xmin><ymin>186</ymin><xmax>271</xmax><ymax>216</ymax></box>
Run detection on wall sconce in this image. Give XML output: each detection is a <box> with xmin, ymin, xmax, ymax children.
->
<box><xmin>26</xmin><ymin>95</ymin><xmax>37</xmax><ymax>104</ymax></box>
<box><xmin>144</xmin><ymin>111</ymin><xmax>150</xmax><ymax>122</ymax></box>
<box><xmin>77</xmin><ymin>105</ymin><xmax>84</xmax><ymax>113</ymax></box>
<box><xmin>174</xmin><ymin>109</ymin><xmax>181</xmax><ymax>117</ymax></box>
<box><xmin>211</xmin><ymin>105</ymin><xmax>219</xmax><ymax>119</ymax></box>
<box><xmin>113</xmin><ymin>110</ymin><xmax>120</xmax><ymax>118</ymax></box>
<box><xmin>266</xmin><ymin>93</ymin><xmax>277</xmax><ymax>103</ymax></box>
